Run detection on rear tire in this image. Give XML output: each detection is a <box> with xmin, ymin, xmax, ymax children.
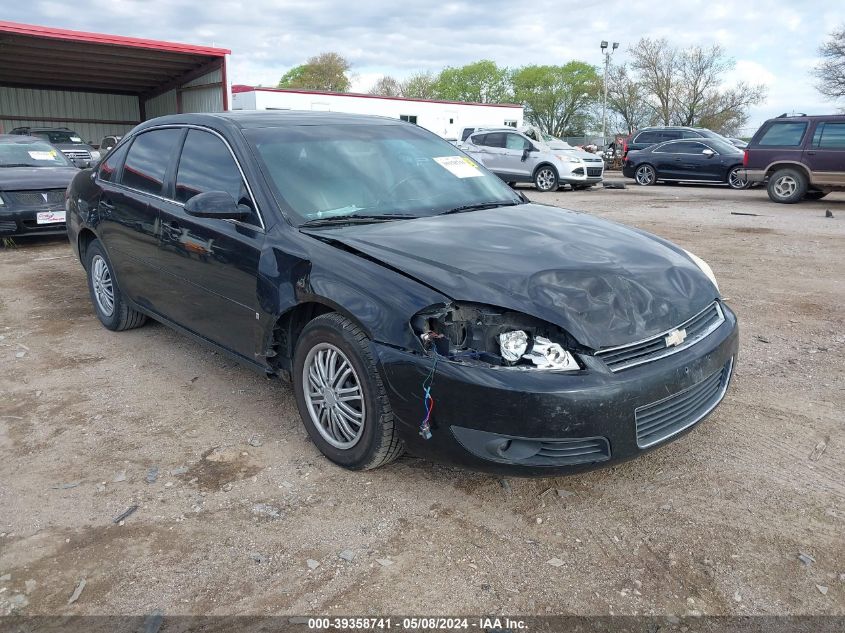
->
<box><xmin>634</xmin><ymin>164</ymin><xmax>657</xmax><ymax>186</ymax></box>
<box><xmin>85</xmin><ymin>240</ymin><xmax>147</xmax><ymax>331</ymax></box>
<box><xmin>767</xmin><ymin>168</ymin><xmax>807</xmax><ymax>203</ymax></box>
<box><xmin>292</xmin><ymin>313</ymin><xmax>404</xmax><ymax>470</ymax></box>
<box><xmin>533</xmin><ymin>166</ymin><xmax>558</xmax><ymax>192</ymax></box>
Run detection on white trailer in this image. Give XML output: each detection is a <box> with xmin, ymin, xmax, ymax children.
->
<box><xmin>231</xmin><ymin>86</ymin><xmax>523</xmax><ymax>140</ymax></box>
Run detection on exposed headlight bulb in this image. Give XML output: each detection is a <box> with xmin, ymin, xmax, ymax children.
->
<box><xmin>499</xmin><ymin>330</ymin><xmax>529</xmax><ymax>362</ymax></box>
<box><xmin>523</xmin><ymin>336</ymin><xmax>580</xmax><ymax>371</ymax></box>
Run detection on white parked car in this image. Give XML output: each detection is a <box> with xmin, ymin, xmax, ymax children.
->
<box><xmin>461</xmin><ymin>128</ymin><xmax>604</xmax><ymax>191</ymax></box>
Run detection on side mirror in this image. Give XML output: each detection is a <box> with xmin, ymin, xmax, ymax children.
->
<box><xmin>184</xmin><ymin>191</ymin><xmax>249</xmax><ymax>220</ymax></box>
<box><xmin>702</xmin><ymin>149</ymin><xmax>715</xmax><ymax>157</ymax></box>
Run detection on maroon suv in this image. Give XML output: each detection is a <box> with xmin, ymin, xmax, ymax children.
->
<box><xmin>744</xmin><ymin>114</ymin><xmax>845</xmax><ymax>203</ymax></box>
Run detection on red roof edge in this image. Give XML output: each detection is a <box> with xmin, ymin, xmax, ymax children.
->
<box><xmin>0</xmin><ymin>20</ymin><xmax>230</xmax><ymax>56</ymax></box>
<box><xmin>230</xmin><ymin>85</ymin><xmax>523</xmax><ymax>109</ymax></box>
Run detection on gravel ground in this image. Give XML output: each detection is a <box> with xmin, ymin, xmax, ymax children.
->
<box><xmin>0</xmin><ymin>180</ymin><xmax>843</xmax><ymax>617</ymax></box>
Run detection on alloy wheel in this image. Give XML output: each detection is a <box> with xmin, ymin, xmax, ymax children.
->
<box><xmin>635</xmin><ymin>165</ymin><xmax>655</xmax><ymax>185</ymax></box>
<box><xmin>302</xmin><ymin>343</ymin><xmax>366</xmax><ymax>449</ymax></box>
<box><xmin>535</xmin><ymin>168</ymin><xmax>556</xmax><ymax>191</ymax></box>
<box><xmin>773</xmin><ymin>175</ymin><xmax>797</xmax><ymax>199</ymax></box>
<box><xmin>728</xmin><ymin>168</ymin><xmax>748</xmax><ymax>189</ymax></box>
<box><xmin>91</xmin><ymin>255</ymin><xmax>115</xmax><ymax>317</ymax></box>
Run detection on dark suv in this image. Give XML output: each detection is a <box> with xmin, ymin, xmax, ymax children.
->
<box><xmin>623</xmin><ymin>127</ymin><xmax>726</xmax><ymax>157</ymax></box>
<box><xmin>743</xmin><ymin>114</ymin><xmax>845</xmax><ymax>203</ymax></box>
<box><xmin>10</xmin><ymin>127</ymin><xmax>100</xmax><ymax>167</ymax></box>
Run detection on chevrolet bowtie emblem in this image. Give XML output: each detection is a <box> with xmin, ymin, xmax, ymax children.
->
<box><xmin>665</xmin><ymin>328</ymin><xmax>688</xmax><ymax>347</ymax></box>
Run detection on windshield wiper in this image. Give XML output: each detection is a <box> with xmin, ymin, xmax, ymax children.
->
<box><xmin>439</xmin><ymin>200</ymin><xmax>522</xmax><ymax>216</ymax></box>
<box><xmin>0</xmin><ymin>163</ymin><xmax>38</xmax><ymax>168</ymax></box>
<box><xmin>300</xmin><ymin>214</ymin><xmax>418</xmax><ymax>228</ymax></box>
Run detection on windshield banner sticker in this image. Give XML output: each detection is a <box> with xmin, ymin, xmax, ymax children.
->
<box><xmin>433</xmin><ymin>156</ymin><xmax>483</xmax><ymax>178</ymax></box>
<box><xmin>28</xmin><ymin>150</ymin><xmax>57</xmax><ymax>161</ymax></box>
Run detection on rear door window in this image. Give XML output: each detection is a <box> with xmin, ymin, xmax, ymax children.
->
<box><xmin>98</xmin><ymin>143</ymin><xmax>129</xmax><ymax>182</ymax></box>
<box><xmin>478</xmin><ymin>132</ymin><xmax>506</xmax><ymax>148</ymax></box>
<box><xmin>634</xmin><ymin>131</ymin><xmax>660</xmax><ymax>144</ymax></box>
<box><xmin>814</xmin><ymin>122</ymin><xmax>845</xmax><ymax>149</ymax></box>
<box><xmin>120</xmin><ymin>129</ymin><xmax>182</xmax><ymax>195</ymax></box>
<box><xmin>661</xmin><ymin>130</ymin><xmax>683</xmax><ymax>140</ymax></box>
<box><xmin>757</xmin><ymin>122</ymin><xmax>808</xmax><ymax>147</ymax></box>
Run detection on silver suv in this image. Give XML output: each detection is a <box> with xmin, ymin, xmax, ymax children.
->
<box><xmin>461</xmin><ymin>128</ymin><xmax>604</xmax><ymax>191</ymax></box>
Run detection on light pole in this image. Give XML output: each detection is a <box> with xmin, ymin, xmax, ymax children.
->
<box><xmin>601</xmin><ymin>40</ymin><xmax>619</xmax><ymax>149</ymax></box>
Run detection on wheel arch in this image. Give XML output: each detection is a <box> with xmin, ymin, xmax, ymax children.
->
<box><xmin>77</xmin><ymin>228</ymin><xmax>98</xmax><ymax>264</ymax></box>
<box><xmin>765</xmin><ymin>162</ymin><xmax>810</xmax><ymax>182</ymax></box>
<box><xmin>532</xmin><ymin>162</ymin><xmax>559</xmax><ymax>179</ymax></box>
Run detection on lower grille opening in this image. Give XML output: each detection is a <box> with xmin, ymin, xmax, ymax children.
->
<box><xmin>451</xmin><ymin>426</ymin><xmax>611</xmax><ymax>467</ymax></box>
<box><xmin>635</xmin><ymin>358</ymin><xmax>733</xmax><ymax>448</ymax></box>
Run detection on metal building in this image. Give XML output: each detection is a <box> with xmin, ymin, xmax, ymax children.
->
<box><xmin>0</xmin><ymin>21</ymin><xmax>230</xmax><ymax>145</ymax></box>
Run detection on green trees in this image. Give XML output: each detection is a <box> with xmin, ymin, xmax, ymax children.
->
<box><xmin>511</xmin><ymin>62</ymin><xmax>600</xmax><ymax>137</ymax></box>
<box><xmin>278</xmin><ymin>52</ymin><xmax>351</xmax><ymax>92</ymax></box>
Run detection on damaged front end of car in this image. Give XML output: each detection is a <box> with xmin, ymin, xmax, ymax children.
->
<box><xmin>411</xmin><ymin>302</ymin><xmax>586</xmax><ymax>372</ymax></box>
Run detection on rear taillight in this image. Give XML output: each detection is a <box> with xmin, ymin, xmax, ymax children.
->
<box><xmin>623</xmin><ymin>139</ymin><xmax>629</xmax><ymax>155</ymax></box>
<box><xmin>743</xmin><ymin>150</ymin><xmax>748</xmax><ymax>167</ymax></box>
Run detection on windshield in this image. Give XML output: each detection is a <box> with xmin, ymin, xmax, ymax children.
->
<box><xmin>245</xmin><ymin>123</ymin><xmax>521</xmax><ymax>225</ymax></box>
<box><xmin>0</xmin><ymin>140</ymin><xmax>73</xmax><ymax>168</ymax></box>
<box><xmin>33</xmin><ymin>130</ymin><xmax>84</xmax><ymax>144</ymax></box>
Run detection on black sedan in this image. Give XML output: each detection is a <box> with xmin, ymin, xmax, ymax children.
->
<box><xmin>66</xmin><ymin>112</ymin><xmax>738</xmax><ymax>475</ymax></box>
<box><xmin>0</xmin><ymin>135</ymin><xmax>78</xmax><ymax>237</ymax></box>
<box><xmin>623</xmin><ymin>138</ymin><xmax>749</xmax><ymax>189</ymax></box>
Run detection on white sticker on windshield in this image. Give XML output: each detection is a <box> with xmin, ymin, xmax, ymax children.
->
<box><xmin>70</xmin><ymin>136</ymin><xmax>83</xmax><ymax>142</ymax></box>
<box><xmin>28</xmin><ymin>151</ymin><xmax>56</xmax><ymax>161</ymax></box>
<box><xmin>433</xmin><ymin>155</ymin><xmax>483</xmax><ymax>178</ymax></box>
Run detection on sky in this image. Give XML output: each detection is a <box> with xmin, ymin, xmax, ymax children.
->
<box><xmin>7</xmin><ymin>0</ymin><xmax>844</xmax><ymax>134</ymax></box>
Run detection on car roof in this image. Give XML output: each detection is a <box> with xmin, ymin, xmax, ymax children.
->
<box><xmin>135</xmin><ymin>111</ymin><xmax>409</xmax><ymax>134</ymax></box>
<box><xmin>766</xmin><ymin>114</ymin><xmax>845</xmax><ymax>122</ymax></box>
<box><xmin>14</xmin><ymin>127</ymin><xmax>74</xmax><ymax>132</ymax></box>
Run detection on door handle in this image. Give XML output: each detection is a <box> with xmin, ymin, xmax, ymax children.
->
<box><xmin>806</xmin><ymin>151</ymin><xmax>816</xmax><ymax>155</ymax></box>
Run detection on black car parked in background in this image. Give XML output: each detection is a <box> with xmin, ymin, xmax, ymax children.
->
<box><xmin>0</xmin><ymin>134</ymin><xmax>78</xmax><ymax>237</ymax></box>
<box><xmin>66</xmin><ymin>112</ymin><xmax>737</xmax><ymax>475</ymax></box>
<box><xmin>623</xmin><ymin>126</ymin><xmax>727</xmax><ymax>157</ymax></box>
<box><xmin>623</xmin><ymin>137</ymin><xmax>749</xmax><ymax>189</ymax></box>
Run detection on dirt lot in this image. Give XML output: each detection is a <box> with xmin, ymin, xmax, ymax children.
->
<box><xmin>1</xmin><ymin>181</ymin><xmax>843</xmax><ymax>618</ymax></box>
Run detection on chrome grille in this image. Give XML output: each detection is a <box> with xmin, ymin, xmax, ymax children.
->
<box><xmin>596</xmin><ymin>302</ymin><xmax>725</xmax><ymax>372</ymax></box>
<box><xmin>635</xmin><ymin>358</ymin><xmax>733</xmax><ymax>448</ymax></box>
<box><xmin>5</xmin><ymin>190</ymin><xmax>65</xmax><ymax>207</ymax></box>
<box><xmin>61</xmin><ymin>149</ymin><xmax>91</xmax><ymax>160</ymax></box>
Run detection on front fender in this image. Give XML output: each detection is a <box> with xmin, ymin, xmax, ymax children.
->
<box><xmin>257</xmin><ymin>230</ymin><xmax>450</xmax><ymax>353</ymax></box>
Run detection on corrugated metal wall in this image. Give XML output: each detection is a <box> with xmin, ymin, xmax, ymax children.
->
<box><xmin>142</xmin><ymin>68</ymin><xmax>224</xmax><ymax>119</ymax></box>
<box><xmin>0</xmin><ymin>86</ymin><xmax>140</xmax><ymax>144</ymax></box>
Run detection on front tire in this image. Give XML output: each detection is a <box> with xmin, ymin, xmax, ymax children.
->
<box><xmin>85</xmin><ymin>240</ymin><xmax>146</xmax><ymax>331</ymax></box>
<box><xmin>727</xmin><ymin>166</ymin><xmax>750</xmax><ymax>190</ymax></box>
<box><xmin>634</xmin><ymin>164</ymin><xmax>657</xmax><ymax>186</ymax></box>
<box><xmin>293</xmin><ymin>313</ymin><xmax>404</xmax><ymax>470</ymax></box>
<box><xmin>533</xmin><ymin>166</ymin><xmax>558</xmax><ymax>192</ymax></box>
<box><xmin>767</xmin><ymin>168</ymin><xmax>807</xmax><ymax>203</ymax></box>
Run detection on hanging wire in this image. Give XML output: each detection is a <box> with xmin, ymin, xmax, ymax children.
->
<box><xmin>419</xmin><ymin>352</ymin><xmax>439</xmax><ymax>440</ymax></box>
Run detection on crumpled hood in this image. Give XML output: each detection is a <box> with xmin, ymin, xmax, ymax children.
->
<box><xmin>313</xmin><ymin>204</ymin><xmax>718</xmax><ymax>349</ymax></box>
<box><xmin>0</xmin><ymin>166</ymin><xmax>79</xmax><ymax>191</ymax></box>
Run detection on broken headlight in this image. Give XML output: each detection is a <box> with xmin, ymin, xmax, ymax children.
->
<box><xmin>413</xmin><ymin>303</ymin><xmax>583</xmax><ymax>372</ymax></box>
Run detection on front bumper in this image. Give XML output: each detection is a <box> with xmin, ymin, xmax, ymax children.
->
<box><xmin>374</xmin><ymin>304</ymin><xmax>738</xmax><ymax>475</ymax></box>
<box><xmin>0</xmin><ymin>206</ymin><xmax>67</xmax><ymax>237</ymax></box>
<box><xmin>560</xmin><ymin>163</ymin><xmax>604</xmax><ymax>185</ymax></box>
